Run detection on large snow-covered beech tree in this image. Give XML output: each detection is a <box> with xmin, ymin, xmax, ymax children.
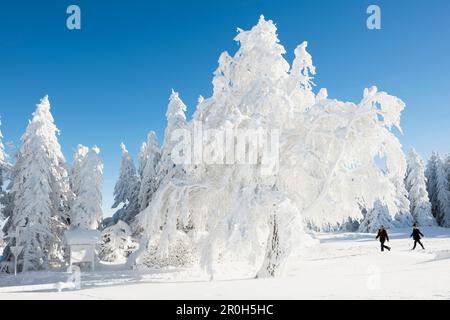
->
<box><xmin>434</xmin><ymin>156</ymin><xmax>450</xmax><ymax>227</ymax></box>
<box><xmin>133</xmin><ymin>16</ymin><xmax>409</xmax><ymax>278</ymax></box>
<box><xmin>111</xmin><ymin>143</ymin><xmax>140</xmax><ymax>225</ymax></box>
<box><xmin>406</xmin><ymin>148</ymin><xmax>436</xmax><ymax>226</ymax></box>
<box><xmin>1</xmin><ymin>96</ymin><xmax>72</xmax><ymax>272</ymax></box>
<box><xmin>70</xmin><ymin>146</ymin><xmax>103</xmax><ymax>230</ymax></box>
<box><xmin>138</xmin><ymin>132</ymin><xmax>161</xmax><ymax>212</ymax></box>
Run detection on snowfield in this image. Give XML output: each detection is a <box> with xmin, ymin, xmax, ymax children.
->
<box><xmin>1</xmin><ymin>227</ymin><xmax>449</xmax><ymax>300</ymax></box>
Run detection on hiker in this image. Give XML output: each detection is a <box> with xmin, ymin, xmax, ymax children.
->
<box><xmin>410</xmin><ymin>223</ymin><xmax>425</xmax><ymax>250</ymax></box>
<box><xmin>376</xmin><ymin>225</ymin><xmax>391</xmax><ymax>252</ymax></box>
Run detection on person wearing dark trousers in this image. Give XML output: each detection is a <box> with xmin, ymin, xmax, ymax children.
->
<box><xmin>410</xmin><ymin>223</ymin><xmax>425</xmax><ymax>250</ymax></box>
<box><xmin>376</xmin><ymin>225</ymin><xmax>391</xmax><ymax>252</ymax></box>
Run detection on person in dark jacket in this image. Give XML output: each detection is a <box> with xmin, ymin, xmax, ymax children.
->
<box><xmin>410</xmin><ymin>223</ymin><xmax>425</xmax><ymax>250</ymax></box>
<box><xmin>376</xmin><ymin>225</ymin><xmax>391</xmax><ymax>252</ymax></box>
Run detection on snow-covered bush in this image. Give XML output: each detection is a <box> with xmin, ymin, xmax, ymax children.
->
<box><xmin>132</xmin><ymin>16</ymin><xmax>408</xmax><ymax>278</ymax></box>
<box><xmin>136</xmin><ymin>231</ymin><xmax>195</xmax><ymax>270</ymax></box>
<box><xmin>99</xmin><ymin>220</ymin><xmax>137</xmax><ymax>262</ymax></box>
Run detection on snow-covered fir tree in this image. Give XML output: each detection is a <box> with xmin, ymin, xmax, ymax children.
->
<box><xmin>157</xmin><ymin>90</ymin><xmax>188</xmax><ymax>181</ymax></box>
<box><xmin>358</xmin><ymin>199</ymin><xmax>394</xmax><ymax>233</ymax></box>
<box><xmin>425</xmin><ymin>152</ymin><xmax>439</xmax><ymax>220</ymax></box>
<box><xmin>0</xmin><ymin>120</ymin><xmax>7</xmax><ymax>188</ymax></box>
<box><xmin>1</xmin><ymin>96</ymin><xmax>72</xmax><ymax>272</ymax></box>
<box><xmin>0</xmin><ymin>119</ymin><xmax>10</xmax><ymax>204</ymax></box>
<box><xmin>70</xmin><ymin>146</ymin><xmax>103</xmax><ymax>230</ymax></box>
<box><xmin>133</xmin><ymin>16</ymin><xmax>409</xmax><ymax>278</ymax></box>
<box><xmin>445</xmin><ymin>154</ymin><xmax>450</xmax><ymax>203</ymax></box>
<box><xmin>391</xmin><ymin>175</ymin><xmax>414</xmax><ymax>227</ymax></box>
<box><xmin>128</xmin><ymin>90</ymin><xmax>189</xmax><ymax>267</ymax></box>
<box><xmin>70</xmin><ymin>144</ymin><xmax>89</xmax><ymax>198</ymax></box>
<box><xmin>406</xmin><ymin>148</ymin><xmax>436</xmax><ymax>226</ymax></box>
<box><xmin>111</xmin><ymin>143</ymin><xmax>140</xmax><ymax>225</ymax></box>
<box><xmin>99</xmin><ymin>220</ymin><xmax>137</xmax><ymax>262</ymax></box>
<box><xmin>435</xmin><ymin>156</ymin><xmax>450</xmax><ymax>227</ymax></box>
<box><xmin>138</xmin><ymin>141</ymin><xmax>148</xmax><ymax>178</ymax></box>
<box><xmin>0</xmin><ymin>120</ymin><xmax>11</xmax><ymax>241</ymax></box>
<box><xmin>137</xmin><ymin>132</ymin><xmax>161</xmax><ymax>212</ymax></box>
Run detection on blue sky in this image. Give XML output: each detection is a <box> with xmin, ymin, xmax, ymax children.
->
<box><xmin>1</xmin><ymin>0</ymin><xmax>449</xmax><ymax>216</ymax></box>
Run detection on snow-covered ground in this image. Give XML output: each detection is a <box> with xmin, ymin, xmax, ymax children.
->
<box><xmin>1</xmin><ymin>227</ymin><xmax>449</xmax><ymax>300</ymax></box>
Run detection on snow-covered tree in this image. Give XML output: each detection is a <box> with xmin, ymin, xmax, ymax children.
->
<box><xmin>99</xmin><ymin>220</ymin><xmax>137</xmax><ymax>262</ymax></box>
<box><xmin>158</xmin><ymin>90</ymin><xmax>188</xmax><ymax>180</ymax></box>
<box><xmin>137</xmin><ymin>132</ymin><xmax>160</xmax><ymax>212</ymax></box>
<box><xmin>0</xmin><ymin>119</ymin><xmax>11</xmax><ymax>205</ymax></box>
<box><xmin>0</xmin><ymin>120</ymin><xmax>8</xmax><ymax>191</ymax></box>
<box><xmin>425</xmin><ymin>152</ymin><xmax>439</xmax><ymax>220</ymax></box>
<box><xmin>435</xmin><ymin>156</ymin><xmax>450</xmax><ymax>227</ymax></box>
<box><xmin>128</xmin><ymin>91</ymin><xmax>192</xmax><ymax>264</ymax></box>
<box><xmin>133</xmin><ymin>16</ymin><xmax>408</xmax><ymax>279</ymax></box>
<box><xmin>111</xmin><ymin>143</ymin><xmax>140</xmax><ymax>224</ymax></box>
<box><xmin>1</xmin><ymin>96</ymin><xmax>72</xmax><ymax>272</ymax></box>
<box><xmin>391</xmin><ymin>176</ymin><xmax>414</xmax><ymax>227</ymax></box>
<box><xmin>445</xmin><ymin>154</ymin><xmax>450</xmax><ymax>202</ymax></box>
<box><xmin>0</xmin><ymin>120</ymin><xmax>11</xmax><ymax>241</ymax></box>
<box><xmin>70</xmin><ymin>144</ymin><xmax>89</xmax><ymax>198</ymax></box>
<box><xmin>70</xmin><ymin>146</ymin><xmax>103</xmax><ymax>230</ymax></box>
<box><xmin>406</xmin><ymin>148</ymin><xmax>436</xmax><ymax>226</ymax></box>
<box><xmin>358</xmin><ymin>199</ymin><xmax>394</xmax><ymax>233</ymax></box>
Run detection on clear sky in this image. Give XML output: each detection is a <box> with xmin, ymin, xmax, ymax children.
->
<box><xmin>1</xmin><ymin>0</ymin><xmax>449</xmax><ymax>216</ymax></box>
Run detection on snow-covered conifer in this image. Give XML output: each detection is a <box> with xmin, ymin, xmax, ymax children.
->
<box><xmin>0</xmin><ymin>120</ymin><xmax>8</xmax><ymax>192</ymax></box>
<box><xmin>435</xmin><ymin>156</ymin><xmax>450</xmax><ymax>227</ymax></box>
<box><xmin>0</xmin><ymin>120</ymin><xmax>11</xmax><ymax>241</ymax></box>
<box><xmin>137</xmin><ymin>132</ymin><xmax>160</xmax><ymax>211</ymax></box>
<box><xmin>358</xmin><ymin>199</ymin><xmax>394</xmax><ymax>233</ymax></box>
<box><xmin>391</xmin><ymin>176</ymin><xmax>414</xmax><ymax>227</ymax></box>
<box><xmin>1</xmin><ymin>96</ymin><xmax>71</xmax><ymax>272</ymax></box>
<box><xmin>138</xmin><ymin>141</ymin><xmax>148</xmax><ymax>178</ymax></box>
<box><xmin>0</xmin><ymin>119</ymin><xmax>11</xmax><ymax>206</ymax></box>
<box><xmin>158</xmin><ymin>90</ymin><xmax>188</xmax><ymax>179</ymax></box>
<box><xmin>70</xmin><ymin>144</ymin><xmax>89</xmax><ymax>197</ymax></box>
<box><xmin>111</xmin><ymin>143</ymin><xmax>140</xmax><ymax>224</ymax></box>
<box><xmin>406</xmin><ymin>148</ymin><xmax>436</xmax><ymax>226</ymax></box>
<box><xmin>425</xmin><ymin>152</ymin><xmax>439</xmax><ymax>219</ymax></box>
<box><xmin>70</xmin><ymin>146</ymin><xmax>103</xmax><ymax>230</ymax></box>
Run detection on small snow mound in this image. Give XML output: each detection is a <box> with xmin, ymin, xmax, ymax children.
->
<box><xmin>433</xmin><ymin>250</ymin><xmax>450</xmax><ymax>261</ymax></box>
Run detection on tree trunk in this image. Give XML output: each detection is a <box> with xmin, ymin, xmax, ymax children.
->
<box><xmin>256</xmin><ymin>215</ymin><xmax>286</xmax><ymax>278</ymax></box>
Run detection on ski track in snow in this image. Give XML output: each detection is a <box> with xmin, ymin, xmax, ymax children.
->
<box><xmin>0</xmin><ymin>227</ymin><xmax>449</xmax><ymax>300</ymax></box>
